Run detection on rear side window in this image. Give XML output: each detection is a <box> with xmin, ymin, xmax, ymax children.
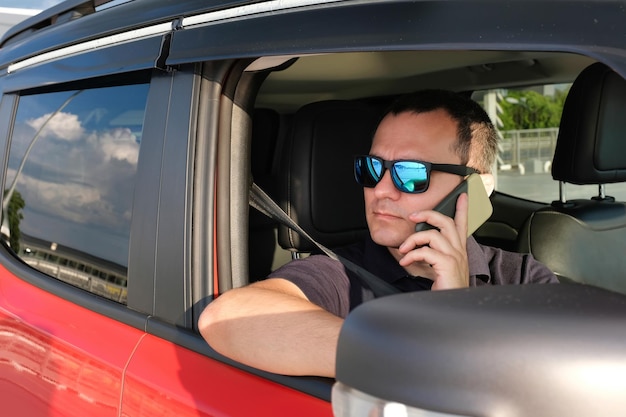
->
<box><xmin>2</xmin><ymin>83</ymin><xmax>149</xmax><ymax>304</ymax></box>
<box><xmin>474</xmin><ymin>85</ymin><xmax>626</xmax><ymax>202</ymax></box>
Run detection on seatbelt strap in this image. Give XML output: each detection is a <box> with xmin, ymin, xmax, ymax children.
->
<box><xmin>249</xmin><ymin>182</ymin><xmax>400</xmax><ymax>297</ymax></box>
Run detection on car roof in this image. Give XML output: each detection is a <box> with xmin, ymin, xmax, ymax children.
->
<box><xmin>0</xmin><ymin>0</ymin><xmax>623</xmax><ymax>113</ymax></box>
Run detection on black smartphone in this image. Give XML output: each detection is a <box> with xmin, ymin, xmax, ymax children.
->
<box><xmin>414</xmin><ymin>173</ymin><xmax>493</xmax><ymax>237</ymax></box>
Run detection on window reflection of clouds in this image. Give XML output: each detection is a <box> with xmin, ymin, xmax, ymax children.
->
<box><xmin>8</xmin><ymin>84</ymin><xmax>149</xmax><ymax>266</ymax></box>
<box><xmin>27</xmin><ymin>111</ymin><xmax>85</xmax><ymax>141</ymax></box>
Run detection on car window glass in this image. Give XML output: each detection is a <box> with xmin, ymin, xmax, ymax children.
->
<box><xmin>474</xmin><ymin>86</ymin><xmax>626</xmax><ymax>203</ymax></box>
<box><xmin>2</xmin><ymin>83</ymin><xmax>149</xmax><ymax>304</ymax></box>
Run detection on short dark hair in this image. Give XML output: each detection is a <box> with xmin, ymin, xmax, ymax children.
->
<box><xmin>383</xmin><ymin>89</ymin><xmax>498</xmax><ymax>173</ymax></box>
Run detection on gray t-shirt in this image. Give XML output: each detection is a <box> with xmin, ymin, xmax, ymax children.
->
<box><xmin>271</xmin><ymin>236</ymin><xmax>558</xmax><ymax>318</ymax></box>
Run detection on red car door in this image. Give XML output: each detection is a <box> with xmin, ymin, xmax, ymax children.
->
<box><xmin>121</xmin><ymin>333</ymin><xmax>333</xmax><ymax>416</ymax></box>
<box><xmin>0</xmin><ymin>265</ymin><xmax>144</xmax><ymax>417</ymax></box>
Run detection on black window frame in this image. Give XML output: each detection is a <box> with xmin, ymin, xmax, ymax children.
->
<box><xmin>0</xmin><ymin>63</ymin><xmax>173</xmax><ymax>334</ymax></box>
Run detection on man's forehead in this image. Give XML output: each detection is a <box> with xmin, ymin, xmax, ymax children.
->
<box><xmin>371</xmin><ymin>111</ymin><xmax>460</xmax><ymax>161</ymax></box>
<box><xmin>375</xmin><ymin>110</ymin><xmax>457</xmax><ymax>136</ymax></box>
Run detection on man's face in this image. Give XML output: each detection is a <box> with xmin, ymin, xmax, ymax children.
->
<box><xmin>364</xmin><ymin>109</ymin><xmax>464</xmax><ymax>248</ymax></box>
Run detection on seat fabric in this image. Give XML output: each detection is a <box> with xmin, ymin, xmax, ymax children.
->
<box><xmin>249</xmin><ymin>108</ymin><xmax>281</xmax><ymax>280</ymax></box>
<box><xmin>277</xmin><ymin>100</ymin><xmax>381</xmax><ymax>253</ymax></box>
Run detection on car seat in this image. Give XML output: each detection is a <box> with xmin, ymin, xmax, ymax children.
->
<box><xmin>249</xmin><ymin>108</ymin><xmax>282</xmax><ymax>280</ymax></box>
<box><xmin>517</xmin><ymin>62</ymin><xmax>626</xmax><ymax>293</ymax></box>
<box><xmin>277</xmin><ymin>100</ymin><xmax>381</xmax><ymax>255</ymax></box>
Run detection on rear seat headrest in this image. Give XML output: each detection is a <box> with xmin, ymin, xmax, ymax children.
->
<box><xmin>251</xmin><ymin>108</ymin><xmax>281</xmax><ymax>179</ymax></box>
<box><xmin>552</xmin><ymin>62</ymin><xmax>626</xmax><ymax>185</ymax></box>
<box><xmin>278</xmin><ymin>100</ymin><xmax>381</xmax><ymax>252</ymax></box>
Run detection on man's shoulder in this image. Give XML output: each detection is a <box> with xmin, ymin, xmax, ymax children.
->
<box><xmin>475</xmin><ymin>242</ymin><xmax>519</xmax><ymax>260</ymax></box>
<box><xmin>273</xmin><ymin>253</ymin><xmax>344</xmax><ymax>276</ymax></box>
<box><xmin>475</xmin><ymin>242</ymin><xmax>558</xmax><ymax>284</ymax></box>
<box><xmin>270</xmin><ymin>254</ymin><xmax>352</xmax><ymax>317</ymax></box>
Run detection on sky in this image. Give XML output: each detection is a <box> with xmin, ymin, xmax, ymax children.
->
<box><xmin>1</xmin><ymin>0</ymin><xmax>63</xmax><ymax>10</ymax></box>
<box><xmin>8</xmin><ymin>84</ymin><xmax>149</xmax><ymax>266</ymax></box>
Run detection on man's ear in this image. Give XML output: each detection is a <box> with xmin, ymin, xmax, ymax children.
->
<box><xmin>479</xmin><ymin>173</ymin><xmax>495</xmax><ymax>196</ymax></box>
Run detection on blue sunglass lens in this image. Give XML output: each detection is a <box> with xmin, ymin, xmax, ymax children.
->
<box><xmin>392</xmin><ymin>161</ymin><xmax>428</xmax><ymax>193</ymax></box>
<box><xmin>355</xmin><ymin>157</ymin><xmax>429</xmax><ymax>193</ymax></box>
<box><xmin>355</xmin><ymin>157</ymin><xmax>383</xmax><ymax>186</ymax></box>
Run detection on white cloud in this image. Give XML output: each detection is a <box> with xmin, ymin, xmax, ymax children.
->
<box><xmin>11</xmin><ymin>111</ymin><xmax>141</xmax><ymax>232</ymax></box>
<box><xmin>16</xmin><ymin>174</ymin><xmax>103</xmax><ymax>224</ymax></box>
<box><xmin>27</xmin><ymin>111</ymin><xmax>84</xmax><ymax>142</ymax></box>
<box><xmin>14</xmin><ymin>160</ymin><xmax>135</xmax><ymax>231</ymax></box>
<box><xmin>25</xmin><ymin>112</ymin><xmax>138</xmax><ymax>164</ymax></box>
<box><xmin>97</xmin><ymin>128</ymin><xmax>139</xmax><ymax>165</ymax></box>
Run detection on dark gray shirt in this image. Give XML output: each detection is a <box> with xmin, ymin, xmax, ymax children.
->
<box><xmin>272</xmin><ymin>236</ymin><xmax>558</xmax><ymax>318</ymax></box>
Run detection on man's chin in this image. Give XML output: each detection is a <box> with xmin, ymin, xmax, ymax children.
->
<box><xmin>369</xmin><ymin>230</ymin><xmax>407</xmax><ymax>249</ymax></box>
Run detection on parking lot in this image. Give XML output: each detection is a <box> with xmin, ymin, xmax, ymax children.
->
<box><xmin>497</xmin><ymin>169</ymin><xmax>626</xmax><ymax>203</ymax></box>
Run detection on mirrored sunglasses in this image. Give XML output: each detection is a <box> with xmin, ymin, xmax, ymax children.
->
<box><xmin>354</xmin><ymin>155</ymin><xmax>479</xmax><ymax>194</ymax></box>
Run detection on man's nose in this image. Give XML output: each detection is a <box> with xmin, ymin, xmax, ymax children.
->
<box><xmin>373</xmin><ymin>170</ymin><xmax>401</xmax><ymax>199</ymax></box>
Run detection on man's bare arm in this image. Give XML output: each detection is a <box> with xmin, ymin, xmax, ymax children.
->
<box><xmin>198</xmin><ymin>278</ymin><xmax>343</xmax><ymax>378</ymax></box>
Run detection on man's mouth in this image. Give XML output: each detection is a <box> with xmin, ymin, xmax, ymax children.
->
<box><xmin>373</xmin><ymin>210</ymin><xmax>401</xmax><ymax>220</ymax></box>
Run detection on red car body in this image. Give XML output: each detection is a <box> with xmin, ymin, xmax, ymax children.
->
<box><xmin>0</xmin><ymin>266</ymin><xmax>331</xmax><ymax>416</ymax></box>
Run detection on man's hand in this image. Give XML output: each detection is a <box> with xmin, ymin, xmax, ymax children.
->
<box><xmin>396</xmin><ymin>193</ymin><xmax>470</xmax><ymax>290</ymax></box>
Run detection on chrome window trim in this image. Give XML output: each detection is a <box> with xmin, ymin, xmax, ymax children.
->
<box><xmin>180</xmin><ymin>0</ymin><xmax>345</xmax><ymax>28</ymax></box>
<box><xmin>7</xmin><ymin>22</ymin><xmax>173</xmax><ymax>73</ymax></box>
<box><xmin>7</xmin><ymin>0</ymin><xmax>348</xmax><ymax>74</ymax></box>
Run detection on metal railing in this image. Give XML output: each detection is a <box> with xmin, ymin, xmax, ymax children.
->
<box><xmin>498</xmin><ymin>128</ymin><xmax>559</xmax><ymax>169</ymax></box>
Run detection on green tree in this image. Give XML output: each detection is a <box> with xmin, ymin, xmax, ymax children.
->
<box><xmin>500</xmin><ymin>87</ymin><xmax>570</xmax><ymax>130</ymax></box>
<box><xmin>5</xmin><ymin>190</ymin><xmax>25</xmax><ymax>252</ymax></box>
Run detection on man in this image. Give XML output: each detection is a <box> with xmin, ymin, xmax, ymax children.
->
<box><xmin>199</xmin><ymin>90</ymin><xmax>557</xmax><ymax>378</ymax></box>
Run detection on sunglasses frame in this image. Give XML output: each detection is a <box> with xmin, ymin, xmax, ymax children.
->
<box><xmin>354</xmin><ymin>155</ymin><xmax>480</xmax><ymax>194</ymax></box>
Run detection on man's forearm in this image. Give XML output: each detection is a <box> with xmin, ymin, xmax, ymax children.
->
<box><xmin>199</xmin><ymin>279</ymin><xmax>343</xmax><ymax>377</ymax></box>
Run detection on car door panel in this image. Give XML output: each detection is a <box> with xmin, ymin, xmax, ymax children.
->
<box><xmin>121</xmin><ymin>333</ymin><xmax>332</xmax><ymax>417</ymax></box>
<box><xmin>0</xmin><ymin>264</ymin><xmax>145</xmax><ymax>417</ymax></box>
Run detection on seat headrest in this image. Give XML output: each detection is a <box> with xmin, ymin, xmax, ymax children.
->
<box><xmin>251</xmin><ymin>108</ymin><xmax>280</xmax><ymax>179</ymax></box>
<box><xmin>278</xmin><ymin>100</ymin><xmax>381</xmax><ymax>252</ymax></box>
<box><xmin>552</xmin><ymin>62</ymin><xmax>626</xmax><ymax>184</ymax></box>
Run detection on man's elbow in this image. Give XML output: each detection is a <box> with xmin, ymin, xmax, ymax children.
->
<box><xmin>198</xmin><ymin>287</ymin><xmax>268</xmax><ymax>365</ymax></box>
<box><xmin>198</xmin><ymin>292</ymin><xmax>232</xmax><ymax>348</ymax></box>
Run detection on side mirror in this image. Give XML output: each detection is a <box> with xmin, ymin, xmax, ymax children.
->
<box><xmin>333</xmin><ymin>284</ymin><xmax>626</xmax><ymax>417</ymax></box>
